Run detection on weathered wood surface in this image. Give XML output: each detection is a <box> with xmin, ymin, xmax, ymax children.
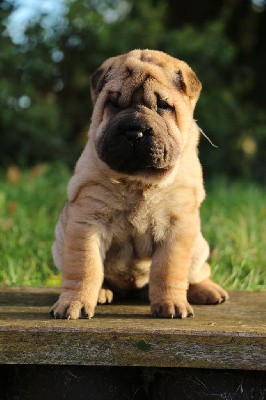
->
<box><xmin>0</xmin><ymin>287</ymin><xmax>265</xmax><ymax>370</ymax></box>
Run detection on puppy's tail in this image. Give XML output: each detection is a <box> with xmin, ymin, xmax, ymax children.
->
<box><xmin>52</xmin><ymin>202</ymin><xmax>69</xmax><ymax>270</ymax></box>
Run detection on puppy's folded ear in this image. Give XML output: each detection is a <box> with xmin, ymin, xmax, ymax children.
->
<box><xmin>175</xmin><ymin>61</ymin><xmax>202</xmax><ymax>107</ymax></box>
<box><xmin>91</xmin><ymin>66</ymin><xmax>113</xmax><ymax>103</ymax></box>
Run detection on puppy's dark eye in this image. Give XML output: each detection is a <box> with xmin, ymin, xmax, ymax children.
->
<box><xmin>107</xmin><ymin>98</ymin><xmax>121</xmax><ymax>110</ymax></box>
<box><xmin>156</xmin><ymin>98</ymin><xmax>174</xmax><ymax>112</ymax></box>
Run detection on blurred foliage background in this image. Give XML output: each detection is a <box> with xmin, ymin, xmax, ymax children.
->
<box><xmin>0</xmin><ymin>0</ymin><xmax>266</xmax><ymax>179</ymax></box>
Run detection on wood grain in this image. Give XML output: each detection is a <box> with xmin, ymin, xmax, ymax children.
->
<box><xmin>0</xmin><ymin>287</ymin><xmax>265</xmax><ymax>370</ymax></box>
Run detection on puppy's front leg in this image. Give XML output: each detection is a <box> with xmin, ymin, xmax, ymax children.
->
<box><xmin>50</xmin><ymin>204</ymin><xmax>104</xmax><ymax>319</ymax></box>
<box><xmin>149</xmin><ymin>215</ymin><xmax>198</xmax><ymax>318</ymax></box>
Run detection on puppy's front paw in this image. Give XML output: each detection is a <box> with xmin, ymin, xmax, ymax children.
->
<box><xmin>50</xmin><ymin>294</ymin><xmax>96</xmax><ymax>319</ymax></box>
<box><xmin>187</xmin><ymin>279</ymin><xmax>229</xmax><ymax>305</ymax></box>
<box><xmin>151</xmin><ymin>300</ymin><xmax>194</xmax><ymax>319</ymax></box>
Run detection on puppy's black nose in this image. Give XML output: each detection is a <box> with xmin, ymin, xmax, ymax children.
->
<box><xmin>124</xmin><ymin>130</ymin><xmax>144</xmax><ymax>144</ymax></box>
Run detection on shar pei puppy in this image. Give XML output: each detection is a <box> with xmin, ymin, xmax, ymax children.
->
<box><xmin>50</xmin><ymin>49</ymin><xmax>228</xmax><ymax>320</ymax></box>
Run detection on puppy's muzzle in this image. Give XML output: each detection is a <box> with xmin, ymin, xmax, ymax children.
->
<box><xmin>97</xmin><ymin>112</ymin><xmax>179</xmax><ymax>175</ymax></box>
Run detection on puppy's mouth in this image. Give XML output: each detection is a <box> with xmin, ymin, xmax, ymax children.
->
<box><xmin>96</xmin><ymin>117</ymin><xmax>179</xmax><ymax>175</ymax></box>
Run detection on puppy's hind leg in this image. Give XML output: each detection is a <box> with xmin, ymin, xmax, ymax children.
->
<box><xmin>52</xmin><ymin>202</ymin><xmax>69</xmax><ymax>270</ymax></box>
<box><xmin>188</xmin><ymin>270</ymin><xmax>229</xmax><ymax>305</ymax></box>
<box><xmin>188</xmin><ymin>234</ymin><xmax>229</xmax><ymax>305</ymax></box>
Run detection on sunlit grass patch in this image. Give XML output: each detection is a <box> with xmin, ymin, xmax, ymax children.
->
<box><xmin>0</xmin><ymin>163</ymin><xmax>69</xmax><ymax>285</ymax></box>
<box><xmin>202</xmin><ymin>179</ymin><xmax>266</xmax><ymax>290</ymax></box>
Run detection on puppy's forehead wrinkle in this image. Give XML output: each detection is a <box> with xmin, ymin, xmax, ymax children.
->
<box><xmin>124</xmin><ymin>57</ymin><xmax>172</xmax><ymax>88</ymax></box>
<box><xmin>130</xmin><ymin>86</ymin><xmax>144</xmax><ymax>107</ymax></box>
<box><xmin>100</xmin><ymin>59</ymin><xmax>186</xmax><ymax>113</ymax></box>
<box><xmin>106</xmin><ymin>57</ymin><xmax>175</xmax><ymax>108</ymax></box>
<box><xmin>114</xmin><ymin>78</ymin><xmax>172</xmax><ymax>111</ymax></box>
<box><xmin>119</xmin><ymin>67</ymin><xmax>147</xmax><ymax>107</ymax></box>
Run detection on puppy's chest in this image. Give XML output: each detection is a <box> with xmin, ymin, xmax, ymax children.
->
<box><xmin>123</xmin><ymin>194</ymin><xmax>171</xmax><ymax>243</ymax></box>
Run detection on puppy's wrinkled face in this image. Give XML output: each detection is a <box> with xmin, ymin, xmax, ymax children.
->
<box><xmin>91</xmin><ymin>50</ymin><xmax>201</xmax><ymax>176</ymax></box>
<box><xmin>97</xmin><ymin>93</ymin><xmax>178</xmax><ymax>175</ymax></box>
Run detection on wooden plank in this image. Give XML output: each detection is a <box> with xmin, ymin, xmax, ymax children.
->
<box><xmin>0</xmin><ymin>287</ymin><xmax>265</xmax><ymax>370</ymax></box>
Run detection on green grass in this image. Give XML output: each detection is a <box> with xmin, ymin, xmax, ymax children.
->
<box><xmin>0</xmin><ymin>165</ymin><xmax>265</xmax><ymax>290</ymax></box>
<box><xmin>0</xmin><ymin>163</ymin><xmax>69</xmax><ymax>286</ymax></box>
<box><xmin>201</xmin><ymin>179</ymin><xmax>266</xmax><ymax>290</ymax></box>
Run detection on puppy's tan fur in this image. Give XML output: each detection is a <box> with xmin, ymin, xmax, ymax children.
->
<box><xmin>51</xmin><ymin>50</ymin><xmax>228</xmax><ymax>319</ymax></box>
